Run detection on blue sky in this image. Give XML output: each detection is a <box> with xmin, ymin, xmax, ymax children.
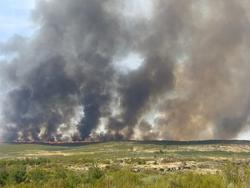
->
<box><xmin>0</xmin><ymin>0</ymin><xmax>36</xmax><ymax>42</ymax></box>
<box><xmin>0</xmin><ymin>0</ymin><xmax>152</xmax><ymax>43</ymax></box>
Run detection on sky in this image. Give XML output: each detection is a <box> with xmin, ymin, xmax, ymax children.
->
<box><xmin>0</xmin><ymin>0</ymin><xmax>249</xmax><ymax>140</ymax></box>
<box><xmin>0</xmin><ymin>0</ymin><xmax>152</xmax><ymax>43</ymax></box>
<box><xmin>0</xmin><ymin>0</ymin><xmax>36</xmax><ymax>42</ymax></box>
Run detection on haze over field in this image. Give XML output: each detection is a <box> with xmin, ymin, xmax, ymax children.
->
<box><xmin>1</xmin><ymin>0</ymin><xmax>250</xmax><ymax>142</ymax></box>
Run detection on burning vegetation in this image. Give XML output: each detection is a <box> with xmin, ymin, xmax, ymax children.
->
<box><xmin>1</xmin><ymin>0</ymin><xmax>250</xmax><ymax>142</ymax></box>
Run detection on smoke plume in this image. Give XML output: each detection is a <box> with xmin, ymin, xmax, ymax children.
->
<box><xmin>1</xmin><ymin>0</ymin><xmax>250</xmax><ymax>141</ymax></box>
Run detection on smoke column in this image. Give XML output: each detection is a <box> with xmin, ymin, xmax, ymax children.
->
<box><xmin>0</xmin><ymin>0</ymin><xmax>250</xmax><ymax>141</ymax></box>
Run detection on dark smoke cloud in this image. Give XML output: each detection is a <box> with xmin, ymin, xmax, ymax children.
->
<box><xmin>108</xmin><ymin>56</ymin><xmax>174</xmax><ymax>138</ymax></box>
<box><xmin>0</xmin><ymin>0</ymin><xmax>250</xmax><ymax>141</ymax></box>
<box><xmin>151</xmin><ymin>0</ymin><xmax>250</xmax><ymax>140</ymax></box>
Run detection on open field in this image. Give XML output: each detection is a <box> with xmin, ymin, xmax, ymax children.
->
<box><xmin>1</xmin><ymin>141</ymin><xmax>250</xmax><ymax>187</ymax></box>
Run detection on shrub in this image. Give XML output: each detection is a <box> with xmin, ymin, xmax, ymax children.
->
<box><xmin>85</xmin><ymin>164</ymin><xmax>104</xmax><ymax>183</ymax></box>
<box><xmin>0</xmin><ymin>167</ymin><xmax>8</xmax><ymax>186</ymax></box>
<box><xmin>167</xmin><ymin>172</ymin><xmax>226</xmax><ymax>188</ymax></box>
<box><xmin>54</xmin><ymin>167</ymin><xmax>67</xmax><ymax>179</ymax></box>
<box><xmin>28</xmin><ymin>168</ymin><xmax>48</xmax><ymax>183</ymax></box>
<box><xmin>223</xmin><ymin>162</ymin><xmax>249</xmax><ymax>187</ymax></box>
<box><xmin>64</xmin><ymin>173</ymin><xmax>82</xmax><ymax>188</ymax></box>
<box><xmin>9</xmin><ymin>165</ymin><xmax>27</xmax><ymax>184</ymax></box>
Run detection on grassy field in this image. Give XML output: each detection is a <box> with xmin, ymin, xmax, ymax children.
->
<box><xmin>0</xmin><ymin>141</ymin><xmax>250</xmax><ymax>187</ymax></box>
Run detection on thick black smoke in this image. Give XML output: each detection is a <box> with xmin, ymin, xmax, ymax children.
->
<box><xmin>1</xmin><ymin>0</ymin><xmax>250</xmax><ymax>141</ymax></box>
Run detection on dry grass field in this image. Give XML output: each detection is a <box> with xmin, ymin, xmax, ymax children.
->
<box><xmin>0</xmin><ymin>141</ymin><xmax>250</xmax><ymax>187</ymax></box>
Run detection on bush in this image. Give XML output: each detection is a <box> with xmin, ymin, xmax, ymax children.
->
<box><xmin>85</xmin><ymin>164</ymin><xmax>104</xmax><ymax>183</ymax></box>
<box><xmin>28</xmin><ymin>168</ymin><xmax>48</xmax><ymax>183</ymax></box>
<box><xmin>168</xmin><ymin>172</ymin><xmax>226</xmax><ymax>188</ymax></box>
<box><xmin>64</xmin><ymin>173</ymin><xmax>82</xmax><ymax>188</ymax></box>
<box><xmin>223</xmin><ymin>162</ymin><xmax>250</xmax><ymax>187</ymax></box>
<box><xmin>54</xmin><ymin>167</ymin><xmax>67</xmax><ymax>179</ymax></box>
<box><xmin>0</xmin><ymin>167</ymin><xmax>8</xmax><ymax>186</ymax></box>
<box><xmin>9</xmin><ymin>165</ymin><xmax>27</xmax><ymax>184</ymax></box>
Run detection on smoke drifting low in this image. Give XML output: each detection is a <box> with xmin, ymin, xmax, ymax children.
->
<box><xmin>1</xmin><ymin>0</ymin><xmax>250</xmax><ymax>141</ymax></box>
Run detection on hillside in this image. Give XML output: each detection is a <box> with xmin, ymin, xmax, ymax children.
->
<box><xmin>0</xmin><ymin>141</ymin><xmax>250</xmax><ymax>187</ymax></box>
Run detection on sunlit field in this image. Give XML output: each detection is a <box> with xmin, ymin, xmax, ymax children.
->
<box><xmin>0</xmin><ymin>141</ymin><xmax>250</xmax><ymax>188</ymax></box>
